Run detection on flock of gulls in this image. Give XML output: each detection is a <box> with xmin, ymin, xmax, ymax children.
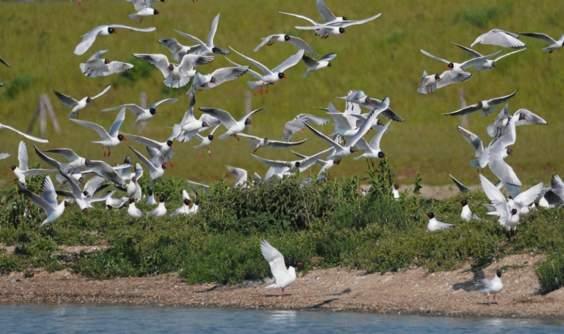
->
<box><xmin>0</xmin><ymin>0</ymin><xmax>563</xmax><ymax>301</ymax></box>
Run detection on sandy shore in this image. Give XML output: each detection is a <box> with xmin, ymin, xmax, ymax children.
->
<box><xmin>0</xmin><ymin>254</ymin><xmax>562</xmax><ymax>319</ymax></box>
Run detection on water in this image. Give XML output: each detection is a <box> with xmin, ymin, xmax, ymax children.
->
<box><xmin>0</xmin><ymin>305</ymin><xmax>563</xmax><ymax>334</ymax></box>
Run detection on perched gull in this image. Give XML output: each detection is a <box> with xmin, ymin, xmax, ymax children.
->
<box><xmin>226</xmin><ymin>166</ymin><xmax>248</xmax><ymax>188</ymax></box>
<box><xmin>150</xmin><ymin>196</ymin><xmax>167</xmax><ymax>217</ymax></box>
<box><xmin>470</xmin><ymin>29</ymin><xmax>525</xmax><ymax>49</ymax></box>
<box><xmin>260</xmin><ymin>240</ymin><xmax>296</xmax><ymax>294</ymax></box>
<box><xmin>460</xmin><ymin>199</ymin><xmax>479</xmax><ymax>222</ymax></box>
<box><xmin>171</xmin><ymin>190</ymin><xmax>196</xmax><ymax>216</ymax></box>
<box><xmin>54</xmin><ymin>85</ymin><xmax>112</xmax><ymax>118</ymax></box>
<box><xmin>392</xmin><ymin>184</ymin><xmax>400</xmax><ymax>200</ymax></box>
<box><xmin>477</xmin><ymin>270</ymin><xmax>503</xmax><ymax>304</ymax></box>
<box><xmin>127</xmin><ymin>199</ymin><xmax>143</xmax><ymax>218</ymax></box>
<box><xmin>426</xmin><ymin>212</ymin><xmax>454</xmax><ymax>232</ymax></box>
<box><xmin>74</xmin><ymin>24</ymin><xmax>156</xmax><ymax>56</ymax></box>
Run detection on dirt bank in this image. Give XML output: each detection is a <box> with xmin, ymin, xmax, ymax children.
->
<box><xmin>0</xmin><ymin>254</ymin><xmax>562</xmax><ymax>319</ymax></box>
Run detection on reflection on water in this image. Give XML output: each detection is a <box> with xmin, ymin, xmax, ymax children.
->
<box><xmin>0</xmin><ymin>305</ymin><xmax>563</xmax><ymax>334</ymax></box>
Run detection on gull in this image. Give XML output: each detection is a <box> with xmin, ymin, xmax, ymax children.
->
<box><xmin>54</xmin><ymin>85</ymin><xmax>111</xmax><ymax>118</ymax></box>
<box><xmin>426</xmin><ymin>212</ymin><xmax>454</xmax><ymax>232</ymax></box>
<box><xmin>0</xmin><ymin>122</ymin><xmax>49</xmax><ymax>143</ymax></box>
<box><xmin>226</xmin><ymin>166</ymin><xmax>248</xmax><ymax>188</ymax></box>
<box><xmin>127</xmin><ymin>199</ymin><xmax>143</xmax><ymax>218</ymax></box>
<box><xmin>470</xmin><ymin>29</ymin><xmax>525</xmax><ymax>49</ymax></box>
<box><xmin>478</xmin><ymin>270</ymin><xmax>503</xmax><ymax>304</ymax></box>
<box><xmin>229</xmin><ymin>47</ymin><xmax>304</xmax><ymax>89</ymax></box>
<box><xmin>129</xmin><ymin>146</ymin><xmax>166</xmax><ymax>180</ymax></box>
<box><xmin>354</xmin><ymin>120</ymin><xmax>391</xmax><ymax>159</ymax></box>
<box><xmin>0</xmin><ymin>153</ymin><xmax>9</xmax><ymax>160</ymax></box>
<box><xmin>417</xmin><ymin>69</ymin><xmax>472</xmax><ymax>94</ymax></box>
<box><xmin>339</xmin><ymin>90</ymin><xmax>403</xmax><ymax>122</ymax></box>
<box><xmin>252</xmin><ymin>155</ymin><xmax>298</xmax><ymax>180</ymax></box>
<box><xmin>134</xmin><ymin>53</ymin><xmax>214</xmax><ymax>88</ymax></box>
<box><xmin>199</xmin><ymin>106</ymin><xmax>263</xmax><ymax>139</ymax></box>
<box><xmin>84</xmin><ymin>159</ymin><xmax>127</xmax><ymax>190</ymax></box>
<box><xmin>126</xmin><ymin>163</ymin><xmax>144</xmax><ymax>202</ymax></box>
<box><xmin>150</xmin><ymin>196</ymin><xmax>167</xmax><ymax>217</ymax></box>
<box><xmin>302</xmin><ymin>53</ymin><xmax>337</xmax><ymax>76</ymax></box>
<box><xmin>480</xmin><ymin>174</ymin><xmax>521</xmax><ymax>231</ymax></box>
<box><xmin>175</xmin><ymin>14</ymin><xmax>230</xmax><ymax>56</ymax></box>
<box><xmin>305</xmin><ymin>98</ymin><xmax>388</xmax><ymax>159</ymax></box>
<box><xmin>102</xmin><ymin>97</ymin><xmax>177</xmax><ymax>123</ymax></box>
<box><xmin>280</xmin><ymin>11</ymin><xmax>382</xmax><ymax>38</ymax></box>
<box><xmin>420</xmin><ymin>49</ymin><xmax>491</xmax><ymax>73</ymax></box>
<box><xmin>454</xmin><ymin>44</ymin><xmax>526</xmax><ymax>70</ymax></box>
<box><xmin>18</xmin><ymin>176</ymin><xmax>65</xmax><ymax>226</ymax></box>
<box><xmin>392</xmin><ymin>184</ymin><xmax>400</xmax><ymax>200</ymax></box>
<box><xmin>520</xmin><ymin>32</ymin><xmax>564</xmax><ymax>53</ymax></box>
<box><xmin>127</xmin><ymin>0</ymin><xmax>163</xmax><ymax>20</ymax></box>
<box><xmin>190</xmin><ymin>66</ymin><xmax>249</xmax><ymax>91</ymax></box>
<box><xmin>316</xmin><ymin>0</ymin><xmax>347</xmax><ymax>23</ymax></box>
<box><xmin>43</xmin><ymin>147</ymin><xmax>87</xmax><ymax>175</ymax></box>
<box><xmin>70</xmin><ymin>108</ymin><xmax>126</xmax><ymax>156</ymax></box>
<box><xmin>444</xmin><ymin>91</ymin><xmax>517</xmax><ymax>116</ymax></box>
<box><xmin>193</xmin><ymin>125</ymin><xmax>221</xmax><ymax>150</ymax></box>
<box><xmin>105</xmin><ymin>192</ymin><xmax>129</xmax><ymax>209</ymax></box>
<box><xmin>254</xmin><ymin>34</ymin><xmax>314</xmax><ymax>54</ymax></box>
<box><xmin>487</xmin><ymin>107</ymin><xmax>547</xmax><ymax>139</ymax></box>
<box><xmin>0</xmin><ymin>56</ymin><xmax>10</xmax><ymax>67</ymax></box>
<box><xmin>171</xmin><ymin>190</ymin><xmax>195</xmax><ymax>216</ymax></box>
<box><xmin>146</xmin><ymin>189</ymin><xmax>157</xmax><ymax>206</ymax></box>
<box><xmin>238</xmin><ymin>133</ymin><xmax>307</xmax><ymax>153</ymax></box>
<box><xmin>79</xmin><ymin>50</ymin><xmax>134</xmax><ymax>78</ymax></box>
<box><xmin>543</xmin><ymin>175</ymin><xmax>564</xmax><ymax>207</ymax></box>
<box><xmin>292</xmin><ymin>148</ymin><xmax>338</xmax><ymax>174</ymax></box>
<box><xmin>74</xmin><ymin>24</ymin><xmax>156</xmax><ymax>56</ymax></box>
<box><xmin>458</xmin><ymin>119</ymin><xmax>521</xmax><ymax>194</ymax></box>
<box><xmin>159</xmin><ymin>38</ymin><xmax>195</xmax><ymax>62</ymax></box>
<box><xmin>12</xmin><ymin>141</ymin><xmax>53</xmax><ymax>185</ymax></box>
<box><xmin>283</xmin><ymin>113</ymin><xmax>328</xmax><ymax>141</ymax></box>
<box><xmin>125</xmin><ymin>133</ymin><xmax>175</xmax><ymax>166</ymax></box>
<box><xmin>460</xmin><ymin>199</ymin><xmax>479</xmax><ymax>222</ymax></box>
<box><xmin>173</xmin><ymin>95</ymin><xmax>217</xmax><ymax>139</ymax></box>
<box><xmin>324</xmin><ymin>103</ymin><xmax>359</xmax><ymax>137</ymax></box>
<box><xmin>260</xmin><ymin>240</ymin><xmax>296</xmax><ymax>294</ymax></box>
<box><xmin>449</xmin><ymin>174</ymin><xmax>471</xmax><ymax>193</ymax></box>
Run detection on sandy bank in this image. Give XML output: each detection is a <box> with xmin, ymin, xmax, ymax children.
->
<box><xmin>0</xmin><ymin>254</ymin><xmax>562</xmax><ymax>319</ymax></box>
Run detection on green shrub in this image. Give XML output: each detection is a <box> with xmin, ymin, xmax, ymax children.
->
<box><xmin>537</xmin><ymin>254</ymin><xmax>564</xmax><ymax>294</ymax></box>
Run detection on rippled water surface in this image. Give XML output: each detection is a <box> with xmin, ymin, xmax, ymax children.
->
<box><xmin>1</xmin><ymin>305</ymin><xmax>563</xmax><ymax>334</ymax></box>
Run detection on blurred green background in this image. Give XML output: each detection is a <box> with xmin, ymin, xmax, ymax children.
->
<box><xmin>0</xmin><ymin>0</ymin><xmax>562</xmax><ymax>185</ymax></box>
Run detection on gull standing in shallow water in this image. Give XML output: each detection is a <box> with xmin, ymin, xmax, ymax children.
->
<box><xmin>260</xmin><ymin>240</ymin><xmax>296</xmax><ymax>295</ymax></box>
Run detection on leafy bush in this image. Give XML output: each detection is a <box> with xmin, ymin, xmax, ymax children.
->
<box><xmin>537</xmin><ymin>254</ymin><xmax>564</xmax><ymax>294</ymax></box>
<box><xmin>3</xmin><ymin>74</ymin><xmax>33</xmax><ymax>100</ymax></box>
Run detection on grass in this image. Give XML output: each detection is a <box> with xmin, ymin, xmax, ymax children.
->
<box><xmin>0</xmin><ymin>163</ymin><xmax>562</xmax><ymax>288</ymax></box>
<box><xmin>0</xmin><ymin>0</ymin><xmax>562</xmax><ymax>186</ymax></box>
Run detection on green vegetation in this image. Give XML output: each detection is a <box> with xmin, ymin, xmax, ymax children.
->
<box><xmin>537</xmin><ymin>254</ymin><xmax>564</xmax><ymax>294</ymax></box>
<box><xmin>0</xmin><ymin>0</ymin><xmax>562</xmax><ymax>185</ymax></box>
<box><xmin>0</xmin><ymin>164</ymin><xmax>562</xmax><ymax>289</ymax></box>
